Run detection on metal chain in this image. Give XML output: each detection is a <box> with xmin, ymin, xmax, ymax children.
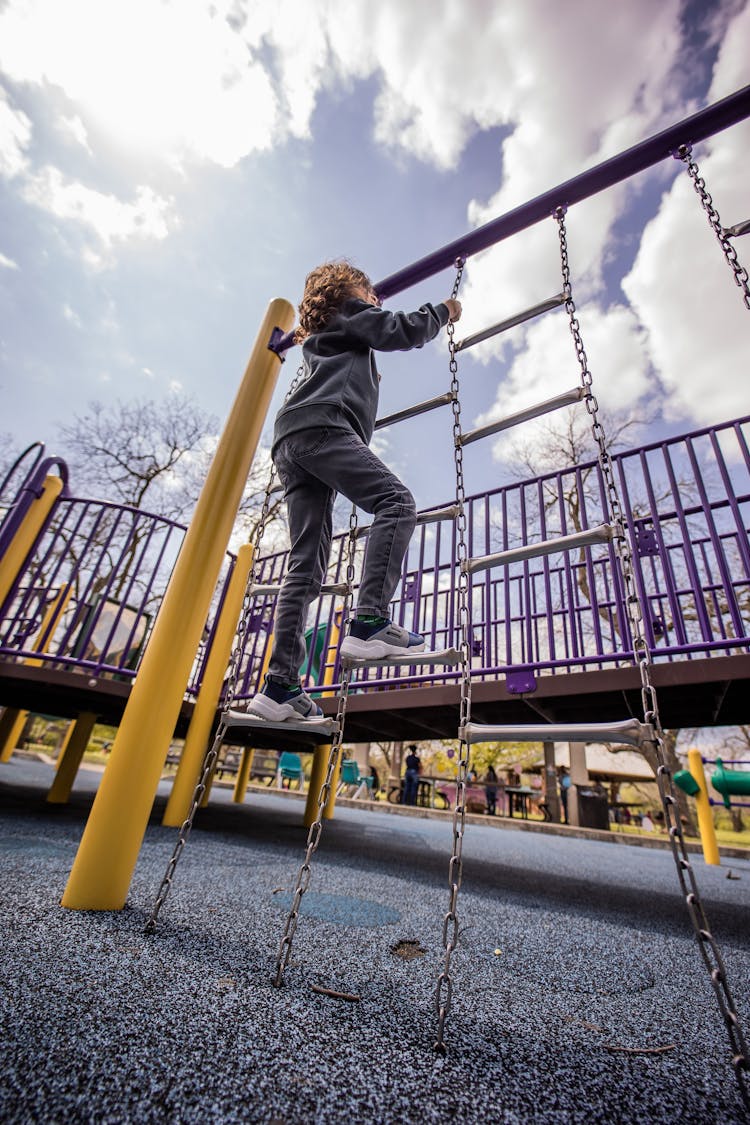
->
<box><xmin>145</xmin><ymin>719</ymin><xmax>229</xmax><ymax>933</ymax></box>
<box><xmin>145</xmin><ymin>364</ymin><xmax>305</xmax><ymax>934</ymax></box>
<box><xmin>272</xmin><ymin>502</ymin><xmax>359</xmax><ymax>986</ymax></box>
<box><xmin>555</xmin><ymin>206</ymin><xmax>748</xmax><ymax>1109</ymax></box>
<box><xmin>676</xmin><ymin>145</ymin><xmax>750</xmax><ymax>312</ymax></box>
<box><xmin>434</xmin><ymin>258</ymin><xmax>470</xmax><ymax>1053</ymax></box>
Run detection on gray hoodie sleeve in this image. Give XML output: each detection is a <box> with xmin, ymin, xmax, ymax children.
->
<box><xmin>337</xmin><ymin>299</ymin><xmax>450</xmax><ymax>352</ymax></box>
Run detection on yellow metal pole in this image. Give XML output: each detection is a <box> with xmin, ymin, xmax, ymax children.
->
<box><xmin>688</xmin><ymin>747</ymin><xmax>720</xmax><ymax>866</ymax></box>
<box><xmin>161</xmin><ymin>544</ymin><xmax>254</xmax><ymax>826</ymax></box>
<box><xmin>0</xmin><ymin>474</ymin><xmax>64</xmax><ymax>609</ymax></box>
<box><xmin>0</xmin><ymin>582</ymin><xmax>72</xmax><ymax>762</ymax></box>
<box><xmin>46</xmin><ymin>712</ymin><xmax>98</xmax><ymax>804</ymax></box>
<box><xmin>301</xmin><ymin>608</ymin><xmax>342</xmax><ymax>827</ymax></box>
<box><xmin>62</xmin><ymin>298</ymin><xmax>295</xmax><ymax>910</ymax></box>
<box><xmin>227</xmin><ymin>628</ymin><xmax>274</xmax><ymax>805</ymax></box>
<box><xmin>233</xmin><ymin>746</ymin><xmax>254</xmax><ymax>803</ymax></box>
<box><xmin>0</xmin><ymin>709</ymin><xmax>27</xmax><ymax>763</ymax></box>
<box><xmin>322</xmin><ymin>608</ymin><xmax>345</xmax><ymax>820</ymax></box>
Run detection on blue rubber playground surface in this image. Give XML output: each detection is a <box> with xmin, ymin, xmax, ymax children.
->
<box><xmin>1</xmin><ymin>755</ymin><xmax>749</xmax><ymax>1124</ymax></box>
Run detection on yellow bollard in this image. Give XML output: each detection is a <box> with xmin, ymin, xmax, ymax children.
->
<box><xmin>162</xmin><ymin>544</ymin><xmax>254</xmax><ymax>826</ymax></box>
<box><xmin>0</xmin><ymin>474</ymin><xmax>64</xmax><ymax>610</ymax></box>
<box><xmin>0</xmin><ymin>582</ymin><xmax>73</xmax><ymax>763</ymax></box>
<box><xmin>688</xmin><ymin>747</ymin><xmax>720</xmax><ymax>866</ymax></box>
<box><xmin>46</xmin><ymin>712</ymin><xmax>98</xmax><ymax>804</ymax></box>
<box><xmin>62</xmin><ymin>298</ymin><xmax>295</xmax><ymax>910</ymax></box>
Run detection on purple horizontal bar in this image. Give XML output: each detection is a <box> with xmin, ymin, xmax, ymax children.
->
<box><xmin>376</xmin><ymin>85</ymin><xmax>750</xmax><ymax>298</ymax></box>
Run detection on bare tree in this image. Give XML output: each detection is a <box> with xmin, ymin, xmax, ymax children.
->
<box><xmin>58</xmin><ymin>396</ymin><xmax>218</xmax><ymax>520</ymax></box>
<box><xmin>57</xmin><ymin>393</ymin><xmax>287</xmax><ymax>541</ymax></box>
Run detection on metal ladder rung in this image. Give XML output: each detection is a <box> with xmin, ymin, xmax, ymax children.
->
<box><xmin>460</xmin><ymin>718</ymin><xmax>655</xmax><ymax>748</ymax></box>
<box><xmin>723</xmin><ymin>218</ymin><xmax>750</xmax><ymax>238</ymax></box>
<box><xmin>375</xmin><ymin>392</ymin><xmax>453</xmax><ymax>431</ymax></box>
<box><xmin>342</xmin><ymin>646</ymin><xmax>463</xmax><ymax>670</ymax></box>
<box><xmin>223</xmin><ymin>711</ymin><xmax>339</xmax><ymax>738</ymax></box>
<box><xmin>417</xmin><ymin>503</ymin><xmax>461</xmax><ymax>526</ymax></box>
<box><xmin>250</xmin><ymin>582</ymin><xmax>350</xmax><ymax>597</ymax></box>
<box><xmin>356</xmin><ymin>504</ymin><xmax>460</xmax><ymax>539</ymax></box>
<box><xmin>455</xmin><ymin>293</ymin><xmax>565</xmax><ymax>353</ymax></box>
<box><xmin>460</xmin><ymin>387</ymin><xmax>585</xmax><ymax>448</ymax></box>
<box><xmin>464</xmin><ymin>524</ymin><xmax>615</xmax><ymax>574</ymax></box>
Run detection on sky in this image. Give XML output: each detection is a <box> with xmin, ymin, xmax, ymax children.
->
<box><xmin>1</xmin><ymin>0</ymin><xmax>749</xmax><ymax>518</ymax></box>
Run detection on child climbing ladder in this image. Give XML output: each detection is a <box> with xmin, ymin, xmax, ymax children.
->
<box><xmin>246</xmin><ymin>259</ymin><xmax>461</xmax><ymax>724</ymax></box>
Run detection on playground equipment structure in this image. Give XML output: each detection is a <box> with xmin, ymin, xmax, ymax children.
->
<box><xmin>1</xmin><ymin>84</ymin><xmax>750</xmax><ymax>1109</ymax></box>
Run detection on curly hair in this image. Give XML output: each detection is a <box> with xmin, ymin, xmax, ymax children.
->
<box><xmin>294</xmin><ymin>260</ymin><xmax>374</xmax><ymax>343</ymax></box>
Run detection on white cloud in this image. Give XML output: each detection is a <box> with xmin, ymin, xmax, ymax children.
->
<box><xmin>622</xmin><ymin>1</ymin><xmax>750</xmax><ymax>427</ymax></box>
<box><xmin>452</xmin><ymin>0</ymin><xmax>686</xmax><ymax>355</ymax></box>
<box><xmin>0</xmin><ymin>0</ymin><xmax>280</xmax><ymax>169</ymax></box>
<box><xmin>21</xmin><ymin>167</ymin><xmax>175</xmax><ymax>260</ymax></box>
<box><xmin>0</xmin><ymin>86</ymin><xmax>31</xmax><ymax>177</ymax></box>
<box><xmin>476</xmin><ymin>301</ymin><xmax>652</xmax><ymax>464</ymax></box>
<box><xmin>0</xmin><ymin>251</ymin><xmax>19</xmax><ymax>270</ymax></box>
<box><xmin>59</xmin><ymin>114</ymin><xmax>90</xmax><ymax>152</ymax></box>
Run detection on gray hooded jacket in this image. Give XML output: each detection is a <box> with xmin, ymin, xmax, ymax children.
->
<box><xmin>273</xmin><ymin>296</ymin><xmax>450</xmax><ymax>451</ymax></box>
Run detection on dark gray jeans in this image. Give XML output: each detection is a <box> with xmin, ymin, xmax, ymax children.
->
<box><xmin>267</xmin><ymin>426</ymin><xmax>417</xmax><ymax>684</ymax></box>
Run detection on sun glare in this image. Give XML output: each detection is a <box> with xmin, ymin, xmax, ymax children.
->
<box><xmin>1</xmin><ymin>0</ymin><xmax>278</xmax><ymax>165</ymax></box>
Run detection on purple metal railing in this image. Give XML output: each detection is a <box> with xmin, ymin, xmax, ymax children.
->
<box><xmin>1</xmin><ymin>417</ymin><xmax>748</xmax><ymax>705</ymax></box>
<box><xmin>0</xmin><ymin>487</ymin><xmax>228</xmax><ymax>692</ymax></box>
<box><xmin>226</xmin><ymin>415</ymin><xmax>750</xmax><ymax>702</ymax></box>
<box><xmin>0</xmin><ymin>454</ymin><xmax>69</xmax><ymax>571</ymax></box>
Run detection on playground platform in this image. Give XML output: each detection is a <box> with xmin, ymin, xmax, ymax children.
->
<box><xmin>1</xmin><ymin>757</ymin><xmax>749</xmax><ymax>1124</ymax></box>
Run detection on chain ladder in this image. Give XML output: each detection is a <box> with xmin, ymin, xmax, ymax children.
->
<box><xmin>272</xmin><ymin>502</ymin><xmax>359</xmax><ymax>986</ymax></box>
<box><xmin>434</xmin><ymin>258</ymin><xmax>469</xmax><ymax>1053</ymax></box>
<box><xmin>555</xmin><ymin>206</ymin><xmax>748</xmax><ymax>1109</ymax></box>
<box><xmin>145</xmin><ymin>365</ymin><xmax>305</xmax><ymax>935</ymax></box>
<box><xmin>676</xmin><ymin>144</ymin><xmax>750</xmax><ymax>312</ymax></box>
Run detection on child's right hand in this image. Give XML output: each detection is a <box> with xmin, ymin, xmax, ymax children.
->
<box><xmin>444</xmin><ymin>298</ymin><xmax>462</xmax><ymax>322</ymax></box>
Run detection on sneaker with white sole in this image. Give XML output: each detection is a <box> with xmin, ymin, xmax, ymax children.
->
<box><xmin>248</xmin><ymin>679</ymin><xmax>323</xmax><ymax>722</ymax></box>
<box><xmin>339</xmin><ymin>616</ymin><xmax>426</xmax><ymax>660</ymax></box>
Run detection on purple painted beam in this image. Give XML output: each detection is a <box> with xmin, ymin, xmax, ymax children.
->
<box><xmin>271</xmin><ymin>84</ymin><xmax>750</xmax><ymax>353</ymax></box>
<box><xmin>375</xmin><ymin>84</ymin><xmax>750</xmax><ymax>298</ymax></box>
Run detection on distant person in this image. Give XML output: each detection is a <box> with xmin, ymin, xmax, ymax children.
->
<box><xmin>403</xmin><ymin>744</ymin><xmax>421</xmax><ymax>806</ymax></box>
<box><xmin>641</xmin><ymin>812</ymin><xmax>655</xmax><ymax>832</ymax></box>
<box><xmin>559</xmin><ymin>768</ymin><xmax>571</xmax><ymax>824</ymax></box>
<box><xmin>484</xmin><ymin>765</ymin><xmax>499</xmax><ymax>816</ymax></box>
<box><xmin>369</xmin><ymin>762</ymin><xmax>380</xmax><ymax>800</ymax></box>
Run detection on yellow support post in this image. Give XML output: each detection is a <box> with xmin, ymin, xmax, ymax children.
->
<box><xmin>0</xmin><ymin>582</ymin><xmax>72</xmax><ymax>762</ymax></box>
<box><xmin>233</xmin><ymin>747</ymin><xmax>254</xmax><ymax>803</ymax></box>
<box><xmin>62</xmin><ymin>298</ymin><xmax>294</xmax><ymax>910</ymax></box>
<box><xmin>0</xmin><ymin>474</ymin><xmax>64</xmax><ymax>609</ymax></box>
<box><xmin>323</xmin><ymin>608</ymin><xmax>345</xmax><ymax>820</ymax></box>
<box><xmin>688</xmin><ymin>747</ymin><xmax>720</xmax><ymax>866</ymax></box>
<box><xmin>230</xmin><ymin>629</ymin><xmax>274</xmax><ymax>805</ymax></box>
<box><xmin>46</xmin><ymin>712</ymin><xmax>98</xmax><ymax>804</ymax></box>
<box><xmin>302</xmin><ymin>608</ymin><xmax>342</xmax><ymax>827</ymax></box>
<box><xmin>0</xmin><ymin>709</ymin><xmax>27</xmax><ymax>763</ymax></box>
<box><xmin>161</xmin><ymin>544</ymin><xmax>254</xmax><ymax>826</ymax></box>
